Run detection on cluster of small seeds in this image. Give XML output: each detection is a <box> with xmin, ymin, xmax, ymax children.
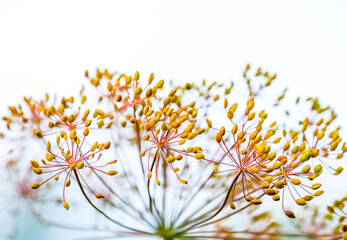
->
<box><xmin>30</xmin><ymin>128</ymin><xmax>117</xmax><ymax>210</ymax></box>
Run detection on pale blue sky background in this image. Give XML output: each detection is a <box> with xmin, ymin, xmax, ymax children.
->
<box><xmin>0</xmin><ymin>1</ymin><xmax>347</xmax><ymax>239</ymax></box>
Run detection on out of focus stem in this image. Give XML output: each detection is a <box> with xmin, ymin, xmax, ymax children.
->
<box><xmin>74</xmin><ymin>170</ymin><xmax>151</xmax><ymax>235</ymax></box>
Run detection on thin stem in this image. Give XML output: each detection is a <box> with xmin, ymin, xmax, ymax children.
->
<box><xmin>175</xmin><ymin>171</ymin><xmax>241</xmax><ymax>235</ymax></box>
<box><xmin>73</xmin><ymin>170</ymin><xmax>151</xmax><ymax>235</ymax></box>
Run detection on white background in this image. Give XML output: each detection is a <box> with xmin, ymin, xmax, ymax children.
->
<box><xmin>0</xmin><ymin>1</ymin><xmax>347</xmax><ymax>239</ymax></box>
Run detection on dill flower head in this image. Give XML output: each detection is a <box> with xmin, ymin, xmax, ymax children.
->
<box><xmin>30</xmin><ymin>128</ymin><xmax>117</xmax><ymax>209</ymax></box>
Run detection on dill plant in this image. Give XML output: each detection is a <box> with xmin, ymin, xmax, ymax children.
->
<box><xmin>1</xmin><ymin>65</ymin><xmax>347</xmax><ymax>240</ymax></box>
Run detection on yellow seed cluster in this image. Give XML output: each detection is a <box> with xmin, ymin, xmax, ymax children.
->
<box><xmin>2</xmin><ymin>66</ymin><xmax>346</xmax><ymax>236</ymax></box>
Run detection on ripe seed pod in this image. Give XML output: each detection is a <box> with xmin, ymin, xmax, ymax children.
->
<box><xmin>34</xmin><ymin>129</ymin><xmax>43</xmax><ymax>138</ymax></box>
<box><xmin>299</xmin><ymin>153</ymin><xmax>311</xmax><ymax>162</ymax></box>
<box><xmin>274</xmin><ymin>181</ymin><xmax>285</xmax><ymax>189</ymax></box>
<box><xmin>195</xmin><ymin>153</ymin><xmax>205</xmax><ymax>160</ymax></box>
<box><xmin>314</xmin><ymin>164</ymin><xmax>323</xmax><ymax>174</ymax></box>
<box><xmin>302</xmin><ymin>165</ymin><xmax>311</xmax><ymax>174</ymax></box>
<box><xmin>263</xmin><ymin>145</ymin><xmax>271</xmax><ymax>154</ymax></box>
<box><xmin>314</xmin><ymin>190</ymin><xmax>324</xmax><ymax>196</ymax></box>
<box><xmin>251</xmin><ymin>199</ymin><xmax>262</xmax><ymax>205</ymax></box>
<box><xmin>77</xmin><ymin>161</ymin><xmax>85</xmax><ymax>169</ymax></box>
<box><xmin>215</xmin><ymin>132</ymin><xmax>222</xmax><ymax>143</ymax></box>
<box><xmin>247</xmin><ymin>100</ymin><xmax>254</xmax><ymax>110</ymax></box>
<box><xmin>145</xmin><ymin>88</ymin><xmax>153</xmax><ymax>98</ymax></box>
<box><xmin>180</xmin><ymin>179</ymin><xmax>188</xmax><ymax>184</ymax></box>
<box><xmin>166</xmin><ymin>156</ymin><xmax>176</xmax><ymax>163</ymax></box>
<box><xmin>219</xmin><ymin>126</ymin><xmax>226</xmax><ymax>136</ymax></box>
<box><xmin>230</xmin><ymin>202</ymin><xmax>236</xmax><ymax>209</ymax></box>
<box><xmin>224</xmin><ymin>99</ymin><xmax>228</xmax><ymax>109</ymax></box>
<box><xmin>227</xmin><ymin>109</ymin><xmax>234</xmax><ymax>120</ymax></box>
<box><xmin>273</xmin><ymin>162</ymin><xmax>281</xmax><ymax>169</ymax></box>
<box><xmin>240</xmin><ymin>149</ymin><xmax>248</xmax><ymax>155</ymax></box>
<box><xmin>70</xmin><ymin>130</ymin><xmax>77</xmax><ymax>139</ymax></box>
<box><xmin>249</xmin><ymin>131</ymin><xmax>258</xmax><ymax>140</ymax></box>
<box><xmin>303</xmin><ymin>195</ymin><xmax>314</xmax><ymax>201</ymax></box>
<box><xmin>133</xmin><ymin>71</ymin><xmax>140</xmax><ymax>81</ymax></box>
<box><xmin>280</xmin><ymin>157</ymin><xmax>288</xmax><ymax>165</ymax></box>
<box><xmin>176</xmin><ymin>154</ymin><xmax>183</xmax><ymax>160</ymax></box>
<box><xmin>311</xmin><ymin>183</ymin><xmax>321</xmax><ymax>190</ymax></box>
<box><xmin>291</xmin><ymin>179</ymin><xmax>301</xmax><ymax>185</ymax></box>
<box><xmin>214</xmin><ymin>165</ymin><xmax>218</xmax><ymax>172</ymax></box>
<box><xmin>30</xmin><ymin>160</ymin><xmax>39</xmax><ymax>168</ymax></box>
<box><xmin>285</xmin><ymin>210</ymin><xmax>295</xmax><ymax>218</ymax></box>
<box><xmin>196</xmin><ymin>128</ymin><xmax>206</xmax><ymax>135</ymax></box>
<box><xmin>148</xmin><ymin>73</ymin><xmax>154</xmax><ymax>83</ymax></box>
<box><xmin>30</xmin><ymin>183</ymin><xmax>40</xmax><ymax>189</ymax></box>
<box><xmin>85</xmin><ymin>120</ymin><xmax>92</xmax><ymax>127</ymax></box>
<box><xmin>65</xmin><ymin>179</ymin><xmax>71</xmax><ymax>187</ymax></box>
<box><xmin>247</xmin><ymin>112</ymin><xmax>255</xmax><ymax>121</ymax></box>
<box><xmin>291</xmin><ymin>146</ymin><xmax>299</xmax><ymax>154</ymax></box>
<box><xmin>311</xmin><ymin>149</ymin><xmax>319</xmax><ymax>158</ymax></box>
<box><xmin>267</xmin><ymin>152</ymin><xmax>276</xmax><ymax>160</ymax></box>
<box><xmin>261</xmin><ymin>183</ymin><xmax>270</xmax><ymax>189</ymax></box>
<box><xmin>272</xmin><ymin>195</ymin><xmax>280</xmax><ymax>201</ymax></box>
<box><xmin>81</xmin><ymin>95</ymin><xmax>87</xmax><ymax>104</ymax></box>
<box><xmin>248</xmin><ymin>166</ymin><xmax>259</xmax><ymax>173</ymax></box>
<box><xmin>32</xmin><ymin>167</ymin><xmax>43</xmax><ymax>175</ymax></box>
<box><xmin>156</xmin><ymin>80</ymin><xmax>164</xmax><ymax>88</ymax></box>
<box><xmin>295</xmin><ymin>198</ymin><xmax>306</xmax><ymax>206</ymax></box>
<box><xmin>46</xmin><ymin>153</ymin><xmax>54</xmax><ymax>161</ymax></box>
<box><xmin>83</xmin><ymin>128</ymin><xmax>89</xmax><ymax>136</ymax></box>
<box><xmin>107</xmin><ymin>170</ymin><xmax>118</xmax><ymax>176</ymax></box>
<box><xmin>156</xmin><ymin>178</ymin><xmax>161</xmax><ymax>185</ymax></box>
<box><xmin>283</xmin><ymin>142</ymin><xmax>290</xmax><ymax>151</ymax></box>
<box><xmin>95</xmin><ymin>193</ymin><xmax>104</xmax><ymax>199</ymax></box>
<box><xmin>68</xmin><ymin>114</ymin><xmax>75</xmax><ymax>123</ymax></box>
<box><xmin>63</xmin><ymin>202</ymin><xmax>69</xmax><ymax>210</ymax></box>
<box><xmin>265</xmin><ymin>189</ymin><xmax>277</xmax><ymax>195</ymax></box>
<box><xmin>188</xmin><ymin>132</ymin><xmax>197</xmax><ymax>140</ymax></box>
<box><xmin>334</xmin><ymin>166</ymin><xmax>344</xmax><ymax>175</ymax></box>
<box><xmin>237</xmin><ymin>131</ymin><xmax>245</xmax><ymax>140</ymax></box>
<box><xmin>230</xmin><ymin>103</ymin><xmax>238</xmax><ymax>112</ymax></box>
<box><xmin>104</xmin><ymin>142</ymin><xmax>111</xmax><ymax>149</ymax></box>
<box><xmin>107</xmin><ymin>160</ymin><xmax>117</xmax><ymax>165</ymax></box>
<box><xmin>232</xmin><ymin>124</ymin><xmax>238</xmax><ymax>135</ymax></box>
<box><xmin>256</xmin><ymin>145</ymin><xmax>265</xmax><ymax>155</ymax></box>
